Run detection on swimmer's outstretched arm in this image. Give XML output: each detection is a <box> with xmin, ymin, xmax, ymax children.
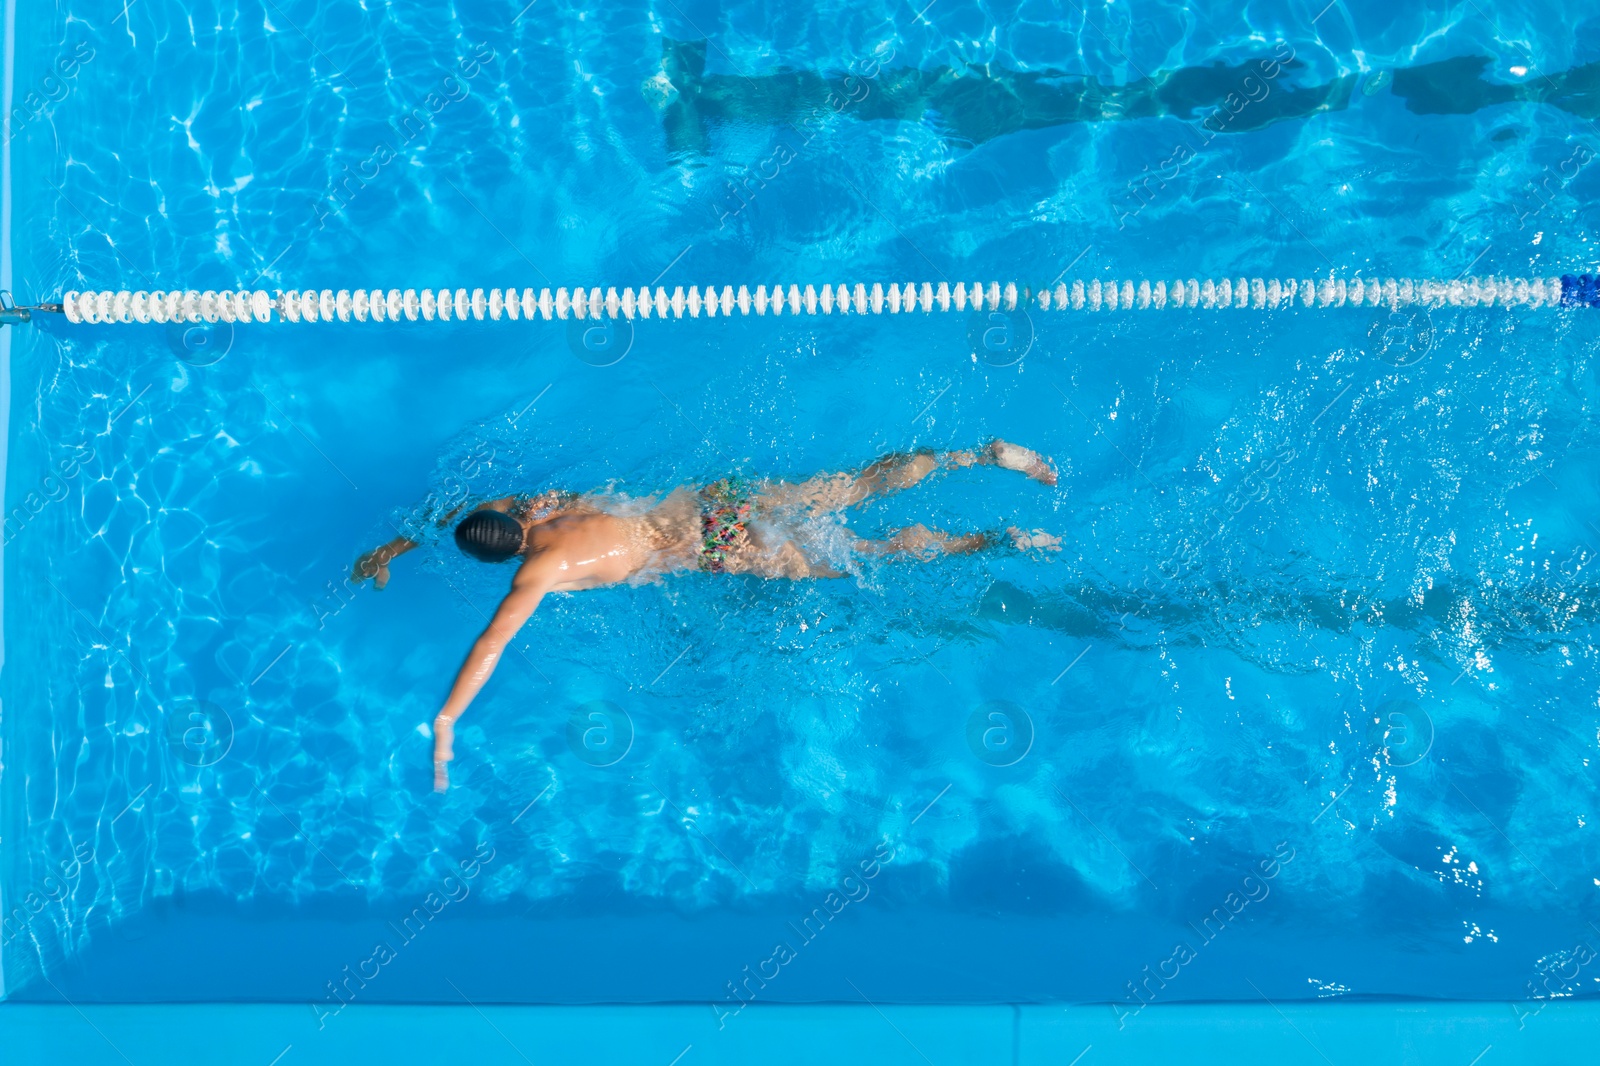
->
<box><xmin>431</xmin><ymin>559</ymin><xmax>555</xmax><ymax>792</ymax></box>
<box><xmin>352</xmin><ymin>535</ymin><xmax>419</xmax><ymax>589</ymax></box>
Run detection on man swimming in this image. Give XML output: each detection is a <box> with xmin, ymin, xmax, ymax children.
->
<box><xmin>352</xmin><ymin>440</ymin><xmax>1058</xmax><ymax>791</ymax></box>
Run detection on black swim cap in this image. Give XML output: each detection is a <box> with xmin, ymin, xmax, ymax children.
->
<box><xmin>454</xmin><ymin>510</ymin><xmax>525</xmax><ymax>562</ymax></box>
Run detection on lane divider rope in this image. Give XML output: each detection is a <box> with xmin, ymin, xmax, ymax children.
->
<box><xmin>56</xmin><ymin>275</ymin><xmax>1600</xmax><ymax>324</ymax></box>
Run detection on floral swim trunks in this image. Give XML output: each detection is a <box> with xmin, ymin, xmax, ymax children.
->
<box><xmin>698</xmin><ymin>477</ymin><xmax>752</xmax><ymax>572</ymax></box>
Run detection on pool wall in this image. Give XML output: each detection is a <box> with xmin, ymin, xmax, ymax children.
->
<box><xmin>0</xmin><ymin>0</ymin><xmax>132</xmax><ymax>1002</ymax></box>
<box><xmin>0</xmin><ymin>0</ymin><xmax>18</xmax><ymax>1004</ymax></box>
<box><xmin>2</xmin><ymin>1001</ymin><xmax>1598</xmax><ymax>1065</ymax></box>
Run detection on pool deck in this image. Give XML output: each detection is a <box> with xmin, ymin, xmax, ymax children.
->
<box><xmin>0</xmin><ymin>1001</ymin><xmax>1594</xmax><ymax>1064</ymax></box>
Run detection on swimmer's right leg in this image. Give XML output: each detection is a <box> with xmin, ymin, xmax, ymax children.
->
<box><xmin>954</xmin><ymin>440</ymin><xmax>1058</xmax><ymax>486</ymax></box>
<box><xmin>756</xmin><ymin>439</ymin><xmax>1056</xmax><ymax>515</ymax></box>
<box><xmin>754</xmin><ymin>450</ymin><xmax>941</xmax><ymax>513</ymax></box>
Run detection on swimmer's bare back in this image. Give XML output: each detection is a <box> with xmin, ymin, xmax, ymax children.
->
<box><xmin>351</xmin><ymin>439</ymin><xmax>1058</xmax><ymax>791</ymax></box>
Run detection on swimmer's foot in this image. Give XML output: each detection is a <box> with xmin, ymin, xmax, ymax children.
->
<box><xmin>1008</xmin><ymin>526</ymin><xmax>1062</xmax><ymax>551</ymax></box>
<box><xmin>985</xmin><ymin>440</ymin><xmax>1058</xmax><ymax>486</ymax></box>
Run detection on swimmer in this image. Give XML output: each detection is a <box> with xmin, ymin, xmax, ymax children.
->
<box><xmin>352</xmin><ymin>440</ymin><xmax>1059</xmax><ymax>791</ymax></box>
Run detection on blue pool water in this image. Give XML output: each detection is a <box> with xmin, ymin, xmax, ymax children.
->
<box><xmin>4</xmin><ymin>0</ymin><xmax>1600</xmax><ymax>1028</ymax></box>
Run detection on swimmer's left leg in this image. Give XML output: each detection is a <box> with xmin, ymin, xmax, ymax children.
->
<box><xmin>1006</xmin><ymin>526</ymin><xmax>1063</xmax><ymax>551</ymax></box>
<box><xmin>854</xmin><ymin>524</ymin><xmax>1063</xmax><ymax>559</ymax></box>
<box><xmin>854</xmin><ymin>524</ymin><xmax>990</xmax><ymax>560</ymax></box>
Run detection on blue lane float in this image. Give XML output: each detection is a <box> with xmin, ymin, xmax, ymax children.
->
<box><xmin>1560</xmin><ymin>273</ymin><xmax>1600</xmax><ymax>307</ymax></box>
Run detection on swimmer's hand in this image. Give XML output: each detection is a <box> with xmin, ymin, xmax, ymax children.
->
<box><xmin>433</xmin><ymin>714</ymin><xmax>455</xmax><ymax>792</ymax></box>
<box><xmin>353</xmin><ymin>550</ymin><xmax>393</xmax><ymax>589</ymax></box>
<box><xmin>353</xmin><ymin>537</ymin><xmax>417</xmax><ymax>590</ymax></box>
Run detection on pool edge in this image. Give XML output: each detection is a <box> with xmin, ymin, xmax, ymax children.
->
<box><xmin>0</xmin><ymin>0</ymin><xmax>18</xmax><ymax>1005</ymax></box>
<box><xmin>0</xmin><ymin>1001</ymin><xmax>1595</xmax><ymax>1065</ymax></box>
